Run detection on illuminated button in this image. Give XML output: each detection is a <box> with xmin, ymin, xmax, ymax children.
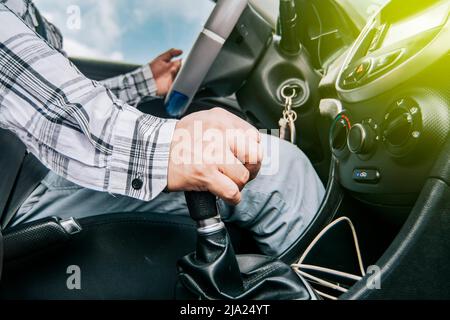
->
<box><xmin>354</xmin><ymin>60</ymin><xmax>371</xmax><ymax>81</ymax></box>
<box><xmin>353</xmin><ymin>169</ymin><xmax>380</xmax><ymax>183</ymax></box>
<box><xmin>342</xmin><ymin>60</ymin><xmax>371</xmax><ymax>88</ymax></box>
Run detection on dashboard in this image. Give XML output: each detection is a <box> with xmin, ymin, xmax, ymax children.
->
<box><xmin>337</xmin><ymin>0</ymin><xmax>449</xmax><ymax>100</ymax></box>
<box><xmin>328</xmin><ymin>0</ymin><xmax>450</xmax><ymax>206</ymax></box>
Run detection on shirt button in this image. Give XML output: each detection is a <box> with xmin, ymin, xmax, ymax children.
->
<box><xmin>132</xmin><ymin>178</ymin><xmax>143</xmax><ymax>190</ymax></box>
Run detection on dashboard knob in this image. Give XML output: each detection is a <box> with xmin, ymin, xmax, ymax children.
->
<box><xmin>383</xmin><ymin>110</ymin><xmax>413</xmax><ymax>147</ymax></box>
<box><xmin>381</xmin><ymin>99</ymin><xmax>421</xmax><ymax>158</ymax></box>
<box><xmin>331</xmin><ymin>117</ymin><xmax>350</xmax><ymax>152</ymax></box>
<box><xmin>347</xmin><ymin>123</ymin><xmax>375</xmax><ymax>154</ymax></box>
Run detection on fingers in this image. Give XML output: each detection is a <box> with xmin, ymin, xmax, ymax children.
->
<box><xmin>228</xmin><ymin>130</ymin><xmax>262</xmax><ymax>162</ymax></box>
<box><xmin>225</xmin><ymin>128</ymin><xmax>262</xmax><ymax>182</ymax></box>
<box><xmin>218</xmin><ymin>148</ymin><xmax>250</xmax><ymax>191</ymax></box>
<box><xmin>208</xmin><ymin>108</ymin><xmax>262</xmax><ymax>180</ymax></box>
<box><xmin>170</xmin><ymin>59</ymin><xmax>182</xmax><ymax>76</ymax></box>
<box><xmin>170</xmin><ymin>48</ymin><xmax>183</xmax><ymax>57</ymax></box>
<box><xmin>246</xmin><ymin>140</ymin><xmax>263</xmax><ymax>180</ymax></box>
<box><xmin>207</xmin><ymin>171</ymin><xmax>242</xmax><ymax>205</ymax></box>
<box><xmin>160</xmin><ymin>48</ymin><xmax>183</xmax><ymax>62</ymax></box>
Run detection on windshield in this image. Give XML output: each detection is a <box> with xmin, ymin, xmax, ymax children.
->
<box><xmin>34</xmin><ymin>0</ymin><xmax>215</xmax><ymax>64</ymax></box>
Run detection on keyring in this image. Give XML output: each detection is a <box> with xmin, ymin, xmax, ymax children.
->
<box><xmin>283</xmin><ymin>110</ymin><xmax>298</xmax><ymax>122</ymax></box>
<box><xmin>281</xmin><ymin>85</ymin><xmax>297</xmax><ymax>100</ymax></box>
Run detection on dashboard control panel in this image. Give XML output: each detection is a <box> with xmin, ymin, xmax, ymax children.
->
<box><xmin>328</xmin><ymin>90</ymin><xmax>449</xmax><ymax>204</ymax></box>
<box><xmin>336</xmin><ymin>1</ymin><xmax>449</xmax><ymax>103</ymax></box>
<box><xmin>325</xmin><ymin>1</ymin><xmax>450</xmax><ymax>205</ymax></box>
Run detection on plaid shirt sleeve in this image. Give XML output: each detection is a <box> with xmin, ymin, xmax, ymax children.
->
<box><xmin>100</xmin><ymin>64</ymin><xmax>158</xmax><ymax>106</ymax></box>
<box><xmin>0</xmin><ymin>5</ymin><xmax>177</xmax><ymax>201</ymax></box>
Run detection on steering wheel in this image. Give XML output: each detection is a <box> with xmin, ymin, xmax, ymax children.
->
<box><xmin>164</xmin><ymin>0</ymin><xmax>248</xmax><ymax>117</ymax></box>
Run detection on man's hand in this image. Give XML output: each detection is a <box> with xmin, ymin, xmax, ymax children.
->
<box><xmin>150</xmin><ymin>48</ymin><xmax>183</xmax><ymax>96</ymax></box>
<box><xmin>168</xmin><ymin>108</ymin><xmax>263</xmax><ymax>205</ymax></box>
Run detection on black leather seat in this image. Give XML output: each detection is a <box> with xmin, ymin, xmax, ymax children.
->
<box><xmin>0</xmin><ymin>212</ymin><xmax>198</xmax><ymax>299</ymax></box>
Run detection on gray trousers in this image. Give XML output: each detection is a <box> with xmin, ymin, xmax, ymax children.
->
<box><xmin>12</xmin><ymin>135</ymin><xmax>325</xmax><ymax>256</ymax></box>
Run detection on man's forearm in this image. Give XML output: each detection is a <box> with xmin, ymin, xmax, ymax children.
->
<box><xmin>0</xmin><ymin>4</ymin><xmax>176</xmax><ymax>201</ymax></box>
<box><xmin>100</xmin><ymin>64</ymin><xmax>158</xmax><ymax>107</ymax></box>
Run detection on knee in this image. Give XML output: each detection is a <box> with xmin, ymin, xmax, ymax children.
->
<box><xmin>260</xmin><ymin>134</ymin><xmax>310</xmax><ymax>178</ymax></box>
<box><xmin>279</xmin><ymin>138</ymin><xmax>309</xmax><ymax>165</ymax></box>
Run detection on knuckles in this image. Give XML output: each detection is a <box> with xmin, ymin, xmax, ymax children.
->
<box><xmin>237</xmin><ymin>169</ymin><xmax>250</xmax><ymax>188</ymax></box>
<box><xmin>223</xmin><ymin>188</ymin><xmax>241</xmax><ymax>204</ymax></box>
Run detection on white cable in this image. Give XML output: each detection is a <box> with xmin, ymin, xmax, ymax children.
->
<box><xmin>314</xmin><ymin>289</ymin><xmax>338</xmax><ymax>301</ymax></box>
<box><xmin>295</xmin><ymin>216</ymin><xmax>366</xmax><ymax>276</ymax></box>
<box><xmin>292</xmin><ymin>263</ymin><xmax>362</xmax><ymax>282</ymax></box>
<box><xmin>294</xmin><ymin>269</ymin><xmax>348</xmax><ymax>293</ymax></box>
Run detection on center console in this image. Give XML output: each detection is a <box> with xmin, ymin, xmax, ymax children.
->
<box><xmin>329</xmin><ymin>0</ymin><xmax>450</xmax><ymax>206</ymax></box>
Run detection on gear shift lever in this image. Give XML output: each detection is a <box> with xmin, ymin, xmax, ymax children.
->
<box><xmin>177</xmin><ymin>191</ymin><xmax>318</xmax><ymax>300</ymax></box>
<box><xmin>182</xmin><ymin>192</ymin><xmax>244</xmax><ymax>297</ymax></box>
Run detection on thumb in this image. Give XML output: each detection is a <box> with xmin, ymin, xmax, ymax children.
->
<box><xmin>207</xmin><ymin>171</ymin><xmax>241</xmax><ymax>205</ymax></box>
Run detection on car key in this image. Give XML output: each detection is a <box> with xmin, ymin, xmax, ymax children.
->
<box><xmin>279</xmin><ymin>85</ymin><xmax>298</xmax><ymax>144</ymax></box>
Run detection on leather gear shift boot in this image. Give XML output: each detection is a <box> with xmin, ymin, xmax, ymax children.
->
<box><xmin>177</xmin><ymin>227</ymin><xmax>317</xmax><ymax>300</ymax></box>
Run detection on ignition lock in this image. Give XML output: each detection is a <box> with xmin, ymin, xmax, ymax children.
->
<box><xmin>276</xmin><ymin>79</ymin><xmax>309</xmax><ymax>108</ymax></box>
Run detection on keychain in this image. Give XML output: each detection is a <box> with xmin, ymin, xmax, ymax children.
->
<box><xmin>279</xmin><ymin>85</ymin><xmax>298</xmax><ymax>144</ymax></box>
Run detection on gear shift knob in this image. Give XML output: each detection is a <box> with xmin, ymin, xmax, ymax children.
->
<box><xmin>184</xmin><ymin>191</ymin><xmax>225</xmax><ymax>235</ymax></box>
<box><xmin>184</xmin><ymin>192</ymin><xmax>218</xmax><ymax>222</ymax></box>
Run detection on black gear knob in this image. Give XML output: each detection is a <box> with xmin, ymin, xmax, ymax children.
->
<box><xmin>184</xmin><ymin>191</ymin><xmax>219</xmax><ymax>222</ymax></box>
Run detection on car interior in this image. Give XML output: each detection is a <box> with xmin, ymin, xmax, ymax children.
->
<box><xmin>0</xmin><ymin>0</ymin><xmax>449</xmax><ymax>300</ymax></box>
